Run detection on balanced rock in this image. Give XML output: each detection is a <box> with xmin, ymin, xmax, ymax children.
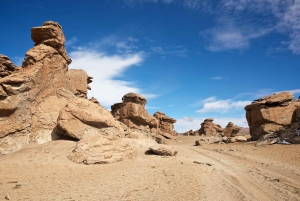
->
<box><xmin>245</xmin><ymin>92</ymin><xmax>300</xmax><ymax>140</ymax></box>
<box><xmin>153</xmin><ymin>111</ymin><xmax>177</xmax><ymax>136</ymax></box>
<box><xmin>111</xmin><ymin>93</ymin><xmax>159</xmax><ymax>130</ymax></box>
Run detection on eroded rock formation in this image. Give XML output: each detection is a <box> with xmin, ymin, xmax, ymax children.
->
<box><xmin>0</xmin><ymin>21</ymin><xmax>178</xmax><ymax>162</ymax></box>
<box><xmin>223</xmin><ymin>122</ymin><xmax>241</xmax><ymax>137</ymax></box>
<box><xmin>245</xmin><ymin>92</ymin><xmax>300</xmax><ymax>142</ymax></box>
<box><xmin>0</xmin><ymin>55</ymin><xmax>17</xmax><ymax>78</ymax></box>
<box><xmin>197</xmin><ymin>118</ymin><xmax>223</xmax><ymax>136</ymax></box>
<box><xmin>153</xmin><ymin>111</ymin><xmax>177</xmax><ymax>136</ymax></box>
<box><xmin>111</xmin><ymin>93</ymin><xmax>159</xmax><ymax>130</ymax></box>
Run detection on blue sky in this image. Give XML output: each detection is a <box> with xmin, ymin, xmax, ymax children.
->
<box><xmin>1</xmin><ymin>0</ymin><xmax>300</xmax><ymax>132</ymax></box>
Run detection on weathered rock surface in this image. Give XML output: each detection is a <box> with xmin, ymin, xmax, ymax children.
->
<box><xmin>57</xmin><ymin>97</ymin><xmax>125</xmax><ymax>140</ymax></box>
<box><xmin>197</xmin><ymin>118</ymin><xmax>223</xmax><ymax>136</ymax></box>
<box><xmin>245</xmin><ymin>92</ymin><xmax>300</xmax><ymax>141</ymax></box>
<box><xmin>0</xmin><ymin>21</ymin><xmax>75</xmax><ymax>153</ymax></box>
<box><xmin>153</xmin><ymin>111</ymin><xmax>177</xmax><ymax>136</ymax></box>
<box><xmin>68</xmin><ymin>135</ymin><xmax>138</xmax><ymax>164</ymax></box>
<box><xmin>0</xmin><ymin>55</ymin><xmax>17</xmax><ymax>78</ymax></box>
<box><xmin>223</xmin><ymin>122</ymin><xmax>241</xmax><ymax>137</ymax></box>
<box><xmin>66</xmin><ymin>69</ymin><xmax>92</xmax><ymax>98</ymax></box>
<box><xmin>149</xmin><ymin>144</ymin><xmax>177</xmax><ymax>156</ymax></box>
<box><xmin>111</xmin><ymin>93</ymin><xmax>159</xmax><ymax>130</ymax></box>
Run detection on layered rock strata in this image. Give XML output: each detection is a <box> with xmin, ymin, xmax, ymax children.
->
<box><xmin>245</xmin><ymin>92</ymin><xmax>300</xmax><ymax>141</ymax></box>
<box><xmin>197</xmin><ymin>118</ymin><xmax>223</xmax><ymax>136</ymax></box>
<box><xmin>153</xmin><ymin>111</ymin><xmax>177</xmax><ymax>136</ymax></box>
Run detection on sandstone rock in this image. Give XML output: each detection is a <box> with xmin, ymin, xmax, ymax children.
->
<box><xmin>245</xmin><ymin>92</ymin><xmax>300</xmax><ymax>140</ymax></box>
<box><xmin>57</xmin><ymin>98</ymin><xmax>125</xmax><ymax>140</ymax></box>
<box><xmin>195</xmin><ymin>140</ymin><xmax>206</xmax><ymax>146</ymax></box>
<box><xmin>153</xmin><ymin>111</ymin><xmax>177</xmax><ymax>136</ymax></box>
<box><xmin>89</xmin><ymin>97</ymin><xmax>100</xmax><ymax>105</ymax></box>
<box><xmin>66</xmin><ymin>69</ymin><xmax>92</xmax><ymax>98</ymax></box>
<box><xmin>223</xmin><ymin>122</ymin><xmax>241</xmax><ymax>137</ymax></box>
<box><xmin>291</xmin><ymin>136</ymin><xmax>300</xmax><ymax>144</ymax></box>
<box><xmin>111</xmin><ymin>93</ymin><xmax>159</xmax><ymax>130</ymax></box>
<box><xmin>196</xmin><ymin>118</ymin><xmax>223</xmax><ymax>136</ymax></box>
<box><xmin>149</xmin><ymin>144</ymin><xmax>177</xmax><ymax>156</ymax></box>
<box><xmin>68</xmin><ymin>135</ymin><xmax>138</xmax><ymax>164</ymax></box>
<box><xmin>0</xmin><ymin>21</ymin><xmax>76</xmax><ymax>153</ymax></box>
<box><xmin>0</xmin><ymin>55</ymin><xmax>16</xmax><ymax>78</ymax></box>
<box><xmin>235</xmin><ymin>136</ymin><xmax>247</xmax><ymax>142</ymax></box>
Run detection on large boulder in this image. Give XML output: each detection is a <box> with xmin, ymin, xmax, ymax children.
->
<box><xmin>111</xmin><ymin>93</ymin><xmax>159</xmax><ymax>130</ymax></box>
<box><xmin>57</xmin><ymin>97</ymin><xmax>125</xmax><ymax>140</ymax></box>
<box><xmin>153</xmin><ymin>111</ymin><xmax>177</xmax><ymax>136</ymax></box>
<box><xmin>245</xmin><ymin>92</ymin><xmax>300</xmax><ymax>140</ymax></box>
<box><xmin>223</xmin><ymin>122</ymin><xmax>241</xmax><ymax>137</ymax></box>
<box><xmin>68</xmin><ymin>135</ymin><xmax>138</xmax><ymax>164</ymax></box>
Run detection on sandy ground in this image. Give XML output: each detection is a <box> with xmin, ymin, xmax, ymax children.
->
<box><xmin>0</xmin><ymin>136</ymin><xmax>300</xmax><ymax>201</ymax></box>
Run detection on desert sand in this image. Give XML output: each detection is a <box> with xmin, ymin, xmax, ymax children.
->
<box><xmin>1</xmin><ymin>136</ymin><xmax>299</xmax><ymax>201</ymax></box>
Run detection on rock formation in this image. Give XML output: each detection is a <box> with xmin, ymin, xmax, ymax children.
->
<box><xmin>111</xmin><ymin>93</ymin><xmax>159</xmax><ymax>130</ymax></box>
<box><xmin>0</xmin><ymin>21</ymin><xmax>77</xmax><ymax>154</ymax></box>
<box><xmin>245</xmin><ymin>92</ymin><xmax>300</xmax><ymax>142</ymax></box>
<box><xmin>0</xmin><ymin>55</ymin><xmax>17</xmax><ymax>78</ymax></box>
<box><xmin>197</xmin><ymin>118</ymin><xmax>223</xmax><ymax>136</ymax></box>
<box><xmin>153</xmin><ymin>111</ymin><xmax>177</xmax><ymax>136</ymax></box>
<box><xmin>223</xmin><ymin>122</ymin><xmax>241</xmax><ymax>137</ymax></box>
<box><xmin>0</xmin><ymin>21</ymin><xmax>178</xmax><ymax>162</ymax></box>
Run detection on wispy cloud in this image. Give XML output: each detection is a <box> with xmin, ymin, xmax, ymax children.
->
<box><xmin>196</xmin><ymin>96</ymin><xmax>251</xmax><ymax>113</ymax></box>
<box><xmin>65</xmin><ymin>37</ymin><xmax>78</xmax><ymax>46</ymax></box>
<box><xmin>210</xmin><ymin>76</ymin><xmax>223</xmax><ymax>80</ymax></box>
<box><xmin>69</xmin><ymin>48</ymin><xmax>156</xmax><ymax>107</ymax></box>
<box><xmin>150</xmin><ymin>45</ymin><xmax>187</xmax><ymax>57</ymax></box>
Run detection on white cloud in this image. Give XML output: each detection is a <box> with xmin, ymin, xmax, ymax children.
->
<box><xmin>69</xmin><ymin>49</ymin><xmax>156</xmax><ymax>107</ymax></box>
<box><xmin>65</xmin><ymin>37</ymin><xmax>78</xmax><ymax>46</ymax></box>
<box><xmin>175</xmin><ymin>116</ymin><xmax>248</xmax><ymax>133</ymax></box>
<box><xmin>210</xmin><ymin>76</ymin><xmax>223</xmax><ymax>80</ymax></box>
<box><xmin>236</xmin><ymin>88</ymin><xmax>300</xmax><ymax>99</ymax></box>
<box><xmin>196</xmin><ymin>96</ymin><xmax>251</xmax><ymax>113</ymax></box>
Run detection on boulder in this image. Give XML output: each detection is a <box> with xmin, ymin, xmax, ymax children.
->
<box><xmin>223</xmin><ymin>122</ymin><xmax>241</xmax><ymax>137</ymax></box>
<box><xmin>245</xmin><ymin>92</ymin><xmax>300</xmax><ymax>140</ymax></box>
<box><xmin>111</xmin><ymin>93</ymin><xmax>159</xmax><ymax>130</ymax></box>
<box><xmin>235</xmin><ymin>136</ymin><xmax>247</xmax><ymax>142</ymax></box>
<box><xmin>149</xmin><ymin>144</ymin><xmax>177</xmax><ymax>156</ymax></box>
<box><xmin>196</xmin><ymin>118</ymin><xmax>223</xmax><ymax>136</ymax></box>
<box><xmin>153</xmin><ymin>111</ymin><xmax>177</xmax><ymax>136</ymax></box>
<box><xmin>68</xmin><ymin>135</ymin><xmax>138</xmax><ymax>164</ymax></box>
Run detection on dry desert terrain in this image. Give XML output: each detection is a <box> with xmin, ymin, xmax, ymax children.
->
<box><xmin>0</xmin><ymin>136</ymin><xmax>300</xmax><ymax>201</ymax></box>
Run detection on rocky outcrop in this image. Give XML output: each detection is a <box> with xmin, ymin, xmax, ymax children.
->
<box><xmin>0</xmin><ymin>55</ymin><xmax>17</xmax><ymax>78</ymax></box>
<box><xmin>0</xmin><ymin>21</ymin><xmax>76</xmax><ymax>154</ymax></box>
<box><xmin>197</xmin><ymin>118</ymin><xmax>223</xmax><ymax>136</ymax></box>
<box><xmin>111</xmin><ymin>93</ymin><xmax>159</xmax><ymax>130</ymax></box>
<box><xmin>223</xmin><ymin>122</ymin><xmax>241</xmax><ymax>137</ymax></box>
<box><xmin>66</xmin><ymin>69</ymin><xmax>92</xmax><ymax>98</ymax></box>
<box><xmin>153</xmin><ymin>111</ymin><xmax>177</xmax><ymax>136</ymax></box>
<box><xmin>245</xmin><ymin>92</ymin><xmax>300</xmax><ymax>141</ymax></box>
<box><xmin>57</xmin><ymin>96</ymin><xmax>125</xmax><ymax>140</ymax></box>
